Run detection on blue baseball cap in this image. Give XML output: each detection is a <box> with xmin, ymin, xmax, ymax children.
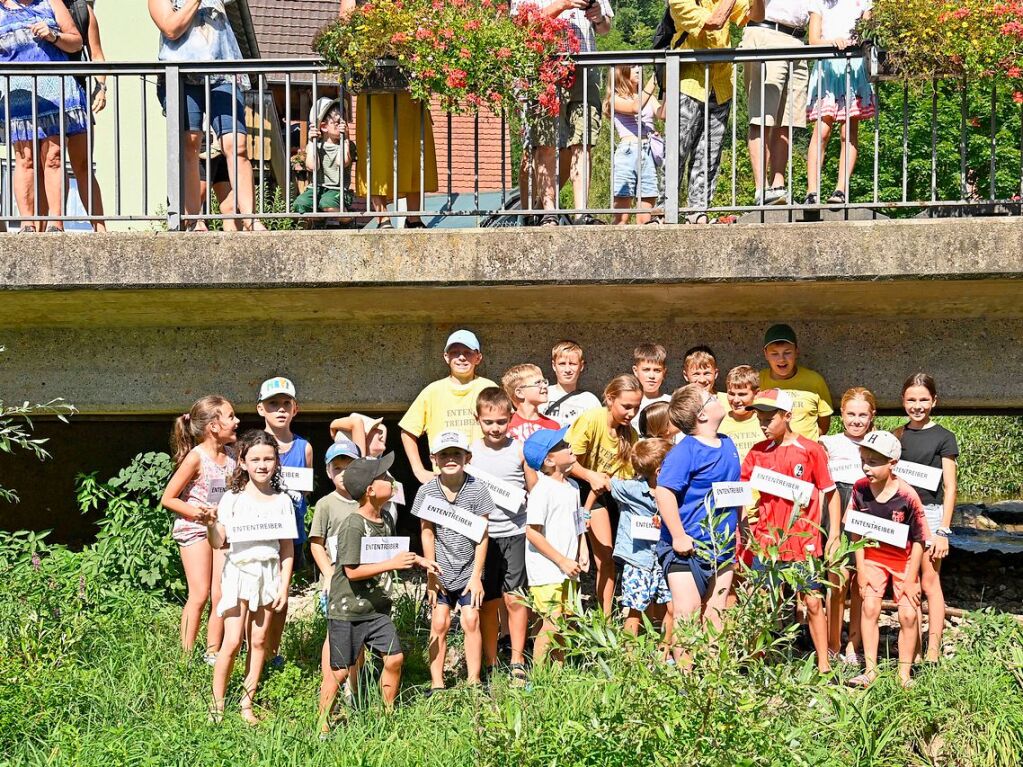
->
<box><xmin>325</xmin><ymin>437</ymin><xmax>361</xmax><ymax>465</ymax></box>
<box><xmin>523</xmin><ymin>426</ymin><xmax>570</xmax><ymax>471</ymax></box>
<box><xmin>444</xmin><ymin>329</ymin><xmax>481</xmax><ymax>353</ymax></box>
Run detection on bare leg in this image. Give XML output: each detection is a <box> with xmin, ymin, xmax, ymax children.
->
<box><xmin>179</xmin><ymin>540</ymin><xmax>213</xmax><ymax>653</ymax></box>
<box><xmin>827</xmin><ymin>565</ymin><xmax>848</xmax><ymax>655</ymax></box>
<box><xmin>212</xmin><ymin>179</ymin><xmax>238</xmax><ymax>232</ymax></box>
<box><xmin>702</xmin><ymin>567</ymin><xmax>733</xmax><ymax>632</ymax></box>
<box><xmin>379</xmin><ymin>652</ymin><xmax>404</xmax><ymax>707</ymax></box>
<box><xmin>206</xmin><ymin>547</ymin><xmax>226</xmax><ymax>654</ymax></box>
<box><xmin>532</xmin><ymin>617</ymin><xmax>559</xmax><ymax>667</ymax></box>
<box><xmin>587</xmin><ymin>507</ymin><xmax>616</xmax><ymax>614</ymax></box>
<box><xmin>211</xmin><ymin>602</ymin><xmax>246</xmax><ymax>715</ymax></box>
<box><xmin>897</xmin><ymin>599</ymin><xmax>918</xmax><ymax>686</ymax></box>
<box><xmin>428</xmin><ymin>604</ymin><xmax>452</xmax><ymax>689</ymax></box>
<box><xmin>266</xmin><ymin>600</ymin><xmax>287</xmax><ymax>659</ymax></box>
<box><xmin>859</xmin><ymin>595</ymin><xmax>881</xmax><ymax>682</ymax></box>
<box><xmin>803</xmin><ymin>592</ymin><xmax>831</xmax><ymax>672</ymax></box>
<box><xmin>846</xmin><ymin>576</ymin><xmax>863</xmax><ymax>657</ymax></box>
<box><xmin>768</xmin><ymin>126</ymin><xmax>791</xmax><ymax>190</ymax></box>
<box><xmin>40</xmin><ymin>137</ymin><xmax>64</xmax><ymax>229</ymax></box>
<box><xmin>505</xmin><ymin>591</ymin><xmax>528</xmax><ymax>667</ymax></box>
<box><xmin>66</xmin><ymin>133</ymin><xmax>106</xmax><ymax>231</ymax></box>
<box><xmin>623</xmin><ymin>608</ymin><xmax>642</xmax><ymax>636</ymax></box>
<box><xmin>240</xmin><ymin>605</ymin><xmax>271</xmax><ymax>724</ymax></box>
<box><xmin>461</xmin><ymin>606</ymin><xmax>483</xmax><ymax>684</ymax></box>
<box><xmin>219</xmin><ymin>131</ymin><xmax>266</xmax><ymax>231</ymax></box>
<box><xmin>612</xmin><ymin>196</ymin><xmax>632</xmax><ymax>225</ymax></box>
<box><xmin>747</xmin><ymin>123</ymin><xmax>767</xmax><ymax>193</ymax></box>
<box><xmin>921</xmin><ymin>555</ymin><xmax>944</xmax><ymax>662</ymax></box>
<box><xmin>481</xmin><ymin>599</ymin><xmax>501</xmax><ymax>668</ymax></box>
<box><xmin>805</xmin><ymin>117</ymin><xmax>834</xmax><ymax>196</ymax></box>
<box><xmin>12</xmin><ymin>141</ymin><xmax>39</xmax><ymax>229</ymax></box>
<box><xmin>318</xmin><ymin>665</ymin><xmax>350</xmax><ymax>733</ymax></box>
<box><xmin>666</xmin><ymin>571</ymin><xmax>702</xmax><ymax>667</ymax></box>
<box><xmin>834</xmin><ymin>118</ymin><xmax>859</xmax><ymax>196</ymax></box>
<box><xmin>533</xmin><ymin>146</ymin><xmax>558</xmax><ymax>212</ymax></box>
<box><xmin>182</xmin><ymin>131</ymin><xmax>206</xmax><ymax>230</ymax></box>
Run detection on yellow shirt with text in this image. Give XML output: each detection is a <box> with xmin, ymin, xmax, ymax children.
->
<box><xmin>398</xmin><ymin>376</ymin><xmax>498</xmax><ymax>445</ymax></box>
<box><xmin>758</xmin><ymin>366</ymin><xmax>834</xmax><ymax>442</ymax></box>
<box><xmin>719</xmin><ymin>413</ymin><xmax>764</xmax><ymax>462</ymax></box>
<box><xmin>567</xmin><ymin>406</ymin><xmax>637</xmax><ymax>479</ymax></box>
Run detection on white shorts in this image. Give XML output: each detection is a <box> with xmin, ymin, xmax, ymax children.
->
<box><xmin>217</xmin><ymin>556</ymin><xmax>280</xmax><ymax>616</ymax></box>
<box><xmin>922</xmin><ymin>503</ymin><xmax>943</xmax><ymax>537</ymax></box>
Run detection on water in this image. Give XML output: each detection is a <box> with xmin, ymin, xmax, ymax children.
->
<box><xmin>950</xmin><ymin>500</ymin><xmax>1023</xmax><ymax>555</ymax></box>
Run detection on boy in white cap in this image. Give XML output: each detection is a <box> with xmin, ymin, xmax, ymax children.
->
<box><xmin>741</xmin><ymin>388</ymin><xmax>840</xmax><ymax>673</ymax></box>
<box><xmin>846</xmin><ymin>431</ymin><xmax>928</xmax><ymax>688</ymax></box>
<box><xmin>412</xmin><ymin>429</ymin><xmax>494</xmax><ymax>691</ymax></box>
<box><xmin>399</xmin><ymin>329</ymin><xmax>497</xmax><ymax>485</ymax></box>
<box><xmin>295</xmin><ymin>96</ymin><xmax>354</xmax><ymax>222</ymax></box>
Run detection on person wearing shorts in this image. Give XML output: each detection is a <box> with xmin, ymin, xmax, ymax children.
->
<box><xmin>739</xmin><ymin>0</ymin><xmax>811</xmax><ymax>205</ymax></box>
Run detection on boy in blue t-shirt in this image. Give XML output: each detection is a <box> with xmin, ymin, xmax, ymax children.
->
<box><xmin>654</xmin><ymin>383</ymin><xmax>742</xmax><ymax>651</ymax></box>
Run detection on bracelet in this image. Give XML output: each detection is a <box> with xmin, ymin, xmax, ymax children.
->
<box><xmin>934</xmin><ymin>527</ymin><xmax>951</xmax><ymax>537</ymax></box>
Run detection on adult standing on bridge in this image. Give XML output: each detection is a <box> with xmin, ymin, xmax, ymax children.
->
<box><xmin>739</xmin><ymin>0</ymin><xmax>810</xmax><ymax>206</ymax></box>
<box><xmin>149</xmin><ymin>0</ymin><xmax>266</xmax><ymax>231</ymax></box>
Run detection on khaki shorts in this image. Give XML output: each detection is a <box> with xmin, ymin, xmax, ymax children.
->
<box><xmin>524</xmin><ymin>77</ymin><xmax>602</xmax><ymax>149</ymax></box>
<box><xmin>740</xmin><ymin>26</ymin><xmax>809</xmax><ymax>128</ymax></box>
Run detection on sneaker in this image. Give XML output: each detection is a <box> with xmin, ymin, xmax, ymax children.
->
<box><xmin>203</xmin><ymin>652</ymin><xmax>217</xmax><ymax>667</ymax></box>
<box><xmin>803</xmin><ymin>193</ymin><xmax>819</xmax><ymax>206</ymax></box>
<box><xmin>764</xmin><ymin>186</ymin><xmax>788</xmax><ymax>205</ymax></box>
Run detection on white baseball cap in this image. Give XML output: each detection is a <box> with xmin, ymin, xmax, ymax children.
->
<box><xmin>861</xmin><ymin>430</ymin><xmax>902</xmax><ymax>460</ymax></box>
<box><xmin>444</xmin><ymin>329</ymin><xmax>481</xmax><ymax>353</ymax></box>
<box><xmin>430</xmin><ymin>429</ymin><xmax>470</xmax><ymax>454</ymax></box>
<box><xmin>258</xmin><ymin>376</ymin><xmax>296</xmax><ymax>402</ymax></box>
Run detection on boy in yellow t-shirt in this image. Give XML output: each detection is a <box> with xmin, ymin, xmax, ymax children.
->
<box><xmin>399</xmin><ymin>329</ymin><xmax>497</xmax><ymax>484</ymax></box>
<box><xmin>758</xmin><ymin>323</ymin><xmax>833</xmax><ymax>441</ymax></box>
<box><xmin>718</xmin><ymin>365</ymin><xmax>763</xmax><ymax>462</ymax></box>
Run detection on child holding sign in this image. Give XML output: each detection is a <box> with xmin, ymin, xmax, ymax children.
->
<box><xmin>611</xmin><ymin>438</ymin><xmax>674</xmax><ymax>639</ymax></box>
<box><xmin>654</xmin><ymin>385</ymin><xmax>742</xmax><ymax>656</ymax></box>
<box><xmin>742</xmin><ymin>388</ymin><xmax>840</xmax><ymax>673</ymax></box>
<box><xmin>820</xmin><ymin>387</ymin><xmax>876</xmax><ymax>664</ymax></box>
<box><xmin>257</xmin><ymin>376</ymin><xmax>313</xmax><ymax>665</ymax></box>
<box><xmin>896</xmin><ymin>373</ymin><xmax>959</xmax><ymax>663</ymax></box>
<box><xmin>319</xmin><ymin>455</ymin><xmax>438</xmax><ymax>732</ymax></box>
<box><xmin>470</xmin><ymin>387</ymin><xmax>537</xmax><ymax>684</ymax></box>
<box><xmin>414</xmin><ymin>430</ymin><xmax>495</xmax><ymax>691</ymax></box>
<box><xmin>206</xmin><ymin>431</ymin><xmax>295</xmax><ymax>724</ymax></box>
<box><xmin>160</xmin><ymin>395</ymin><xmax>239</xmax><ymax>659</ymax></box>
<box><xmin>845</xmin><ymin>431</ymin><xmax>928</xmax><ymax>688</ymax></box>
<box><xmin>524</xmin><ymin>427</ymin><xmax>590</xmax><ymax>667</ymax></box>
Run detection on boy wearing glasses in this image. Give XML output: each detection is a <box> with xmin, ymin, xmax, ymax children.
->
<box><xmin>400</xmin><ymin>329</ymin><xmax>497</xmax><ymax>485</ymax></box>
<box><xmin>502</xmin><ymin>363</ymin><xmax>560</xmax><ymax>443</ymax></box>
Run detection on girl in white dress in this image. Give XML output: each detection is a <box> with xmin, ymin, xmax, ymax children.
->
<box><xmin>206</xmin><ymin>430</ymin><xmax>295</xmax><ymax>724</ymax></box>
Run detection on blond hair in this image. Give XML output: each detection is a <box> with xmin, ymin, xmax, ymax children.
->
<box><xmin>602</xmin><ymin>65</ymin><xmax>656</xmax><ymax>117</ymax></box>
<box><xmin>637</xmin><ymin>400</ymin><xmax>671</xmax><ymax>439</ymax></box>
<box><xmin>551</xmin><ymin>339</ymin><xmax>584</xmax><ymax>363</ymax></box>
<box><xmin>725</xmin><ymin>364</ymin><xmax>759</xmax><ymax>391</ymax></box>
<box><xmin>631</xmin><ymin>437</ymin><xmax>673</xmax><ymax>480</ymax></box>
<box><xmin>683</xmin><ymin>345</ymin><xmax>717</xmax><ymax>372</ymax></box>
<box><xmin>667</xmin><ymin>383</ymin><xmax>707</xmax><ymax>435</ymax></box>
<box><xmin>171</xmin><ymin>395</ymin><xmax>230</xmax><ymax>467</ymax></box>
<box><xmin>501</xmin><ymin>363</ymin><xmax>543</xmax><ymax>404</ymax></box>
<box><xmin>840</xmin><ymin>387</ymin><xmax>877</xmax><ymax>414</ymax></box>
<box><xmin>603</xmin><ymin>374</ymin><xmax>643</xmax><ymax>470</ymax></box>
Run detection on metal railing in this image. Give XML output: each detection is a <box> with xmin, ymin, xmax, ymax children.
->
<box><xmin>0</xmin><ymin>47</ymin><xmax>1018</xmax><ymax>231</ymax></box>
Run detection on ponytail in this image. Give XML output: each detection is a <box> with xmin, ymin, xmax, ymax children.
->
<box><xmin>171</xmin><ymin>395</ymin><xmax>230</xmax><ymax>467</ymax></box>
<box><xmin>603</xmin><ymin>374</ymin><xmax>643</xmax><ymax>472</ymax></box>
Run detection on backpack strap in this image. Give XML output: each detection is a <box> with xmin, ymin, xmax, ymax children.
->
<box><xmin>545</xmin><ymin>389</ymin><xmax>584</xmax><ymax>418</ymax></box>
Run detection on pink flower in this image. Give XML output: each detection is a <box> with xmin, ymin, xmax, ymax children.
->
<box><xmin>390</xmin><ymin>32</ymin><xmax>409</xmax><ymax>44</ymax></box>
<box><xmin>495</xmin><ymin>46</ymin><xmax>512</xmax><ymax>59</ymax></box>
<box><xmin>1014</xmin><ymin>91</ymin><xmax>1023</xmax><ymax>104</ymax></box>
<box><xmin>460</xmin><ymin>47</ymin><xmax>472</xmax><ymax>59</ymax></box>
<box><xmin>1009</xmin><ymin>65</ymin><xmax>1023</xmax><ymax>78</ymax></box>
<box><xmin>415</xmin><ymin>27</ymin><xmax>433</xmax><ymax>39</ymax></box>
<box><xmin>440</xmin><ymin>27</ymin><xmax>455</xmax><ymax>39</ymax></box>
<box><xmin>446</xmin><ymin>68</ymin><xmax>468</xmax><ymax>88</ymax></box>
<box><xmin>466</xmin><ymin>19</ymin><xmax>481</xmax><ymax>29</ymax></box>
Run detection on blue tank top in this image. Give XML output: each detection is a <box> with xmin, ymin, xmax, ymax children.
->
<box><xmin>279</xmin><ymin>435</ymin><xmax>311</xmax><ymax>544</ymax></box>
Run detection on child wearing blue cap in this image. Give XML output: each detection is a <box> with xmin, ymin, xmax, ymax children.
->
<box><xmin>523</xmin><ymin>427</ymin><xmax>590</xmax><ymax>668</ymax></box>
<box><xmin>399</xmin><ymin>329</ymin><xmax>498</xmax><ymax>486</ymax></box>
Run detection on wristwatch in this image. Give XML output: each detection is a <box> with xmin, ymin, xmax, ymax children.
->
<box><xmin>934</xmin><ymin>527</ymin><xmax>951</xmax><ymax>537</ymax></box>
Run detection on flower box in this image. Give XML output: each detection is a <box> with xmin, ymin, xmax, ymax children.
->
<box><xmin>353</xmin><ymin>59</ymin><xmax>411</xmax><ymax>94</ymax></box>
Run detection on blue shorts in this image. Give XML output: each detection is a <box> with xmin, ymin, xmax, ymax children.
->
<box><xmin>435</xmin><ymin>587</ymin><xmax>473</xmax><ymax>610</ymax></box>
<box><xmin>612</xmin><ymin>140</ymin><xmax>659</xmax><ymax>199</ymax></box>
<box><xmin>157</xmin><ymin>80</ymin><xmax>247</xmax><ymax>137</ymax></box>
<box><xmin>621</xmin><ymin>562</ymin><xmax>671</xmax><ymax>612</ymax></box>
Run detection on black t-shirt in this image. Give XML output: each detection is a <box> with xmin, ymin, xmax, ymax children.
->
<box><xmin>898</xmin><ymin>424</ymin><xmax>959</xmax><ymax>506</ymax></box>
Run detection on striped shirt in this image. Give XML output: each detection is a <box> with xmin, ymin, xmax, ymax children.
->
<box><xmin>412</xmin><ymin>475</ymin><xmax>495</xmax><ymax>592</ymax></box>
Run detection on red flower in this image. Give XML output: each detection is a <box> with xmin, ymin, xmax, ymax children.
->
<box><xmin>1009</xmin><ymin>65</ymin><xmax>1023</xmax><ymax>78</ymax></box>
<box><xmin>460</xmin><ymin>47</ymin><xmax>472</xmax><ymax>59</ymax></box>
<box><xmin>440</xmin><ymin>27</ymin><xmax>455</xmax><ymax>38</ymax></box>
<box><xmin>446</xmin><ymin>68</ymin><xmax>468</xmax><ymax>88</ymax></box>
<box><xmin>390</xmin><ymin>32</ymin><xmax>409</xmax><ymax>43</ymax></box>
<box><xmin>466</xmin><ymin>19</ymin><xmax>481</xmax><ymax>29</ymax></box>
<box><xmin>1014</xmin><ymin>91</ymin><xmax>1023</xmax><ymax>104</ymax></box>
<box><xmin>415</xmin><ymin>27</ymin><xmax>433</xmax><ymax>39</ymax></box>
<box><xmin>495</xmin><ymin>46</ymin><xmax>512</xmax><ymax>59</ymax></box>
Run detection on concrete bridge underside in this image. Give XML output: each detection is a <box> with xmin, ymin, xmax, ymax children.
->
<box><xmin>2</xmin><ymin>217</ymin><xmax>1022</xmax><ymax>413</ymax></box>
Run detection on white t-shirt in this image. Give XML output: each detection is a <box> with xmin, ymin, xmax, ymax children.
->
<box><xmin>632</xmin><ymin>394</ymin><xmax>671</xmax><ymax>432</ymax></box>
<box><xmin>525</xmin><ymin>474</ymin><xmax>582</xmax><ymax>587</ymax></box>
<box><xmin>509</xmin><ymin>0</ymin><xmax>613</xmax><ymax>54</ymax></box>
<box><xmin>764</xmin><ymin>0</ymin><xmax>812</xmax><ymax>27</ymax></box>
<box><xmin>810</xmin><ymin>0</ymin><xmax>871</xmax><ymax>40</ymax></box>
<box><xmin>820</xmin><ymin>432</ymin><xmax>864</xmax><ymax>485</ymax></box>
<box><xmin>541</xmin><ymin>385</ymin><xmax>602</xmax><ymax>428</ymax></box>
<box><xmin>218</xmin><ymin>490</ymin><xmax>289</xmax><ymax>564</ymax></box>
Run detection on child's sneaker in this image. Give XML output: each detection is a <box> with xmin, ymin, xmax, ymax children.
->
<box><xmin>203</xmin><ymin>651</ymin><xmax>217</xmax><ymax>667</ymax></box>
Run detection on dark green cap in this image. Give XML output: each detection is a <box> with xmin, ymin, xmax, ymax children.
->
<box><xmin>763</xmin><ymin>323</ymin><xmax>797</xmax><ymax>348</ymax></box>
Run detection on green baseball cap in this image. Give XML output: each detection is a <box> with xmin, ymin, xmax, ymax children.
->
<box><xmin>763</xmin><ymin>323</ymin><xmax>797</xmax><ymax>348</ymax></box>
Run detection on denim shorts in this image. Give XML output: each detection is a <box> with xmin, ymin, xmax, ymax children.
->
<box><xmin>611</xmin><ymin>140</ymin><xmax>659</xmax><ymax>199</ymax></box>
<box><xmin>157</xmin><ymin>79</ymin><xmax>247</xmax><ymax>137</ymax></box>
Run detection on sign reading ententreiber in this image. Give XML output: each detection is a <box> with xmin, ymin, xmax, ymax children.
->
<box><xmin>414</xmin><ymin>496</ymin><xmax>487</xmax><ymax>543</ymax></box>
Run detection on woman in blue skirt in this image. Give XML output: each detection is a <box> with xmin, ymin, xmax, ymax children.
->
<box><xmin>804</xmin><ymin>0</ymin><xmax>876</xmax><ymax>207</ymax></box>
<box><xmin>0</xmin><ymin>0</ymin><xmax>86</xmax><ymax>231</ymax></box>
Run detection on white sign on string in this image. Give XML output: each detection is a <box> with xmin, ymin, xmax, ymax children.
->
<box><xmin>892</xmin><ymin>460</ymin><xmax>942</xmax><ymax>492</ymax></box>
<box><xmin>829</xmin><ymin>458</ymin><xmax>864</xmax><ymax>486</ymax></box>
<box><xmin>750</xmin><ymin>466</ymin><xmax>815</xmax><ymax>506</ymax></box>
<box><xmin>464</xmin><ymin>465</ymin><xmax>527</xmax><ymax>514</ymax></box>
<box><xmin>630</xmin><ymin>515</ymin><xmax>661</xmax><ymax>542</ymax></box>
<box><xmin>360</xmin><ymin>536</ymin><xmax>410</xmax><ymax>564</ymax></box>
<box><xmin>575</xmin><ymin>508</ymin><xmax>588</xmax><ymax>536</ymax></box>
<box><xmin>711</xmin><ymin>481</ymin><xmax>754</xmax><ymax>507</ymax></box>
<box><xmin>392</xmin><ymin>481</ymin><xmax>406</xmax><ymax>506</ymax></box>
<box><xmin>227</xmin><ymin>507</ymin><xmax>299</xmax><ymax>543</ymax></box>
<box><xmin>413</xmin><ymin>496</ymin><xmax>487</xmax><ymax>543</ymax></box>
<box><xmin>844</xmin><ymin>511</ymin><xmax>909</xmax><ymax>549</ymax></box>
<box><xmin>208</xmin><ymin>478</ymin><xmax>227</xmax><ymax>507</ymax></box>
<box><xmin>326</xmin><ymin>533</ymin><xmax>339</xmax><ymax>563</ymax></box>
<box><xmin>280</xmin><ymin>467</ymin><xmax>314</xmax><ymax>493</ymax></box>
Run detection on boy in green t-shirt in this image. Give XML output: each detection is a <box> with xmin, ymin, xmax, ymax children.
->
<box><xmin>758</xmin><ymin>323</ymin><xmax>834</xmax><ymax>441</ymax></box>
<box><xmin>317</xmin><ymin>455</ymin><xmax>437</xmax><ymax>734</ymax></box>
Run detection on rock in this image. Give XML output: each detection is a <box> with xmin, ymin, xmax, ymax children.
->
<box><xmin>974</xmin><ymin>514</ymin><xmax>1000</xmax><ymax>531</ymax></box>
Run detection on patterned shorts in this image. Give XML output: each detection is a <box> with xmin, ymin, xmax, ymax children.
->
<box><xmin>621</xmin><ymin>562</ymin><xmax>671</xmax><ymax>612</ymax></box>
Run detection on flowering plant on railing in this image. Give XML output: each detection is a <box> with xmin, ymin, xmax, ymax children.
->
<box><xmin>859</xmin><ymin>0</ymin><xmax>1023</xmax><ymax>98</ymax></box>
<box><xmin>313</xmin><ymin>0</ymin><xmax>579</xmax><ymax>115</ymax></box>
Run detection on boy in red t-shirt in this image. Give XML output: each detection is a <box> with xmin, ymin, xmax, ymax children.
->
<box><xmin>502</xmin><ymin>363</ymin><xmax>560</xmax><ymax>443</ymax></box>
<box><xmin>741</xmin><ymin>388</ymin><xmax>840</xmax><ymax>673</ymax></box>
<box><xmin>846</xmin><ymin>430</ymin><xmax>928</xmax><ymax>688</ymax></box>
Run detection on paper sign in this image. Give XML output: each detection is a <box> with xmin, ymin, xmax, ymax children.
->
<box><xmin>327</xmin><ymin>534</ymin><xmax>338</xmax><ymax>563</ymax></box>
<box><xmin>413</xmin><ymin>496</ymin><xmax>487</xmax><ymax>543</ymax></box>
<box><xmin>893</xmin><ymin>460</ymin><xmax>942</xmax><ymax>492</ymax></box>
<box><xmin>208</xmin><ymin>478</ymin><xmax>227</xmax><ymax>507</ymax></box>
<box><xmin>829</xmin><ymin>458</ymin><xmax>864</xmax><ymax>486</ymax></box>
<box><xmin>750</xmin><ymin>466</ymin><xmax>815</xmax><ymax>506</ymax></box>
<box><xmin>844</xmin><ymin>510</ymin><xmax>909</xmax><ymax>549</ymax></box>
<box><xmin>280</xmin><ymin>466</ymin><xmax>314</xmax><ymax>493</ymax></box>
<box><xmin>630</xmin><ymin>515</ymin><xmax>661</xmax><ymax>541</ymax></box>
<box><xmin>576</xmin><ymin>508</ymin><xmax>589</xmax><ymax>536</ymax></box>
<box><xmin>360</xmin><ymin>536</ymin><xmax>410</xmax><ymax>564</ymax></box>
<box><xmin>712</xmin><ymin>481</ymin><xmax>753</xmax><ymax>508</ymax></box>
<box><xmin>227</xmin><ymin>508</ymin><xmax>299</xmax><ymax>543</ymax></box>
<box><xmin>392</xmin><ymin>481</ymin><xmax>406</xmax><ymax>507</ymax></box>
<box><xmin>465</xmin><ymin>465</ymin><xmax>527</xmax><ymax>514</ymax></box>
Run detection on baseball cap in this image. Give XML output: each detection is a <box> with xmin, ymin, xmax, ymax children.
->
<box><xmin>750</xmin><ymin>388</ymin><xmax>794</xmax><ymax>413</ymax></box>
<box><xmin>430</xmin><ymin>429</ymin><xmax>470</xmax><ymax>454</ymax></box>
<box><xmin>342</xmin><ymin>453</ymin><xmax>395</xmax><ymax>499</ymax></box>
<box><xmin>860</xmin><ymin>430</ymin><xmax>902</xmax><ymax>460</ymax></box>
<box><xmin>444</xmin><ymin>329</ymin><xmax>481</xmax><ymax>353</ymax></box>
<box><xmin>523</xmin><ymin>426</ymin><xmax>570</xmax><ymax>471</ymax></box>
<box><xmin>763</xmin><ymin>323</ymin><xmax>798</xmax><ymax>348</ymax></box>
<box><xmin>258</xmin><ymin>376</ymin><xmax>296</xmax><ymax>402</ymax></box>
<box><xmin>310</xmin><ymin>96</ymin><xmax>340</xmax><ymax>126</ymax></box>
<box><xmin>325</xmin><ymin>437</ymin><xmax>361</xmax><ymax>465</ymax></box>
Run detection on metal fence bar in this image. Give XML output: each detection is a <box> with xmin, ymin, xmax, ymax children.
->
<box><xmin>164</xmin><ymin>65</ymin><xmax>182</xmax><ymax>231</ymax></box>
<box><xmin>663</xmin><ymin>52</ymin><xmax>680</xmax><ymax>224</ymax></box>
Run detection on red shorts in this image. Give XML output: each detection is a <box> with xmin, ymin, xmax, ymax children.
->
<box><xmin>858</xmin><ymin>557</ymin><xmax>916</xmax><ymax>605</ymax></box>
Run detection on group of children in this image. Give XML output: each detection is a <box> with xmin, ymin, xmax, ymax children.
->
<box><xmin>161</xmin><ymin>322</ymin><xmax>959</xmax><ymax>726</ymax></box>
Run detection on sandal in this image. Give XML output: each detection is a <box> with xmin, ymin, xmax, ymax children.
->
<box><xmin>509</xmin><ymin>662</ymin><xmax>529</xmax><ymax>687</ymax></box>
<box><xmin>827</xmin><ymin>189</ymin><xmax>847</xmax><ymax>206</ymax></box>
<box><xmin>405</xmin><ymin>219</ymin><xmax>427</xmax><ymax>229</ymax></box>
<box><xmin>17</xmin><ymin>225</ymin><xmax>35</xmax><ymax>233</ymax></box>
<box><xmin>376</xmin><ymin>220</ymin><xmax>393</xmax><ymax>229</ymax></box>
<box><xmin>539</xmin><ymin>214</ymin><xmax>560</xmax><ymax>228</ymax></box>
<box><xmin>685</xmin><ymin>213</ymin><xmax>709</xmax><ymax>225</ymax></box>
<box><xmin>846</xmin><ymin>672</ymin><xmax>875</xmax><ymax>688</ymax></box>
